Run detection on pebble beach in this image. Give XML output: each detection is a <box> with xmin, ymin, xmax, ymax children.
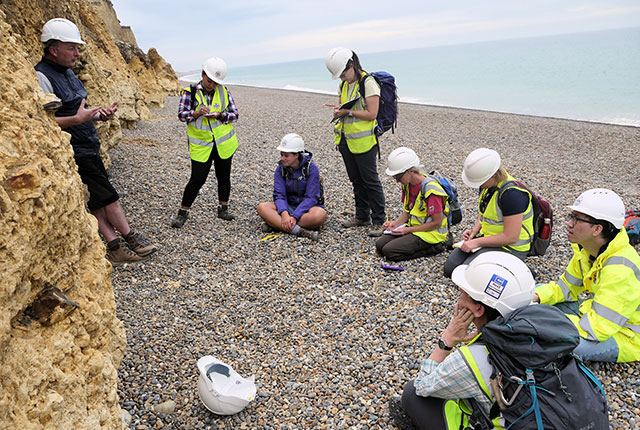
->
<box><xmin>110</xmin><ymin>85</ymin><xmax>640</xmax><ymax>429</ymax></box>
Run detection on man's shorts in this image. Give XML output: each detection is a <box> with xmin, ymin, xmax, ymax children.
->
<box><xmin>74</xmin><ymin>155</ymin><xmax>119</xmax><ymax>211</ymax></box>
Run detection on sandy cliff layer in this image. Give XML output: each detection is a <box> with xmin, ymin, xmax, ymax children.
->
<box><xmin>0</xmin><ymin>1</ymin><xmax>178</xmax><ymax>428</ymax></box>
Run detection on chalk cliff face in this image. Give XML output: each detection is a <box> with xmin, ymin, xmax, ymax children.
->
<box><xmin>0</xmin><ymin>1</ymin><xmax>178</xmax><ymax>428</ymax></box>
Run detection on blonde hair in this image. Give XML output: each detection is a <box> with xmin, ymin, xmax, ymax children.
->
<box><xmin>493</xmin><ymin>165</ymin><xmax>508</xmax><ymax>183</ymax></box>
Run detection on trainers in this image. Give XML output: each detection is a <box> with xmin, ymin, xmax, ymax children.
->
<box><xmin>106</xmin><ymin>238</ymin><xmax>146</xmax><ymax>266</ymax></box>
<box><xmin>388</xmin><ymin>396</ymin><xmax>416</xmax><ymax>430</ymax></box>
<box><xmin>217</xmin><ymin>205</ymin><xmax>236</xmax><ymax>221</ymax></box>
<box><xmin>368</xmin><ymin>224</ymin><xmax>384</xmax><ymax>237</ymax></box>
<box><xmin>123</xmin><ymin>231</ymin><xmax>157</xmax><ymax>257</ymax></box>
<box><xmin>341</xmin><ymin>218</ymin><xmax>371</xmax><ymax>228</ymax></box>
<box><xmin>297</xmin><ymin>228</ymin><xmax>319</xmax><ymax>241</ymax></box>
<box><xmin>261</xmin><ymin>222</ymin><xmax>275</xmax><ymax>233</ymax></box>
<box><xmin>171</xmin><ymin>209</ymin><xmax>189</xmax><ymax>228</ymax></box>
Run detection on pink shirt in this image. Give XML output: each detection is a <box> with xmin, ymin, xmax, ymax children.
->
<box><xmin>402</xmin><ymin>183</ymin><xmax>444</xmax><ymax>215</ymax></box>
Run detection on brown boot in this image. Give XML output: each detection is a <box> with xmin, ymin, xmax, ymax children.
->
<box><xmin>123</xmin><ymin>231</ymin><xmax>157</xmax><ymax>256</ymax></box>
<box><xmin>106</xmin><ymin>238</ymin><xmax>146</xmax><ymax>266</ymax></box>
<box><xmin>297</xmin><ymin>228</ymin><xmax>319</xmax><ymax>241</ymax></box>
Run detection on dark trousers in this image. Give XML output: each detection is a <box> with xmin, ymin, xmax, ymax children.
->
<box><xmin>443</xmin><ymin>246</ymin><xmax>528</xmax><ymax>278</ymax></box>
<box><xmin>376</xmin><ymin>234</ymin><xmax>445</xmax><ymax>261</ymax></box>
<box><xmin>338</xmin><ymin>139</ymin><xmax>385</xmax><ymax>224</ymax></box>
<box><xmin>181</xmin><ymin>146</ymin><xmax>232</xmax><ymax>208</ymax></box>
<box><xmin>401</xmin><ymin>380</ymin><xmax>448</xmax><ymax>430</ymax></box>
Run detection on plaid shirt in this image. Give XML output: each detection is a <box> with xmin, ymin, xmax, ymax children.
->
<box><xmin>414</xmin><ymin>347</ymin><xmax>494</xmax><ymax>415</ymax></box>
<box><xmin>178</xmin><ymin>82</ymin><xmax>239</xmax><ymax>123</ymax></box>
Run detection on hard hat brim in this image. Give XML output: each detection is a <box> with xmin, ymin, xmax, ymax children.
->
<box><xmin>204</xmin><ymin>69</ymin><xmax>224</xmax><ymax>84</ymax></box>
<box><xmin>461</xmin><ymin>170</ymin><xmax>490</xmax><ymax>188</ymax></box>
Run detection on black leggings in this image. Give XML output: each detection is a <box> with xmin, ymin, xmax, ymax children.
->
<box><xmin>401</xmin><ymin>380</ymin><xmax>448</xmax><ymax>430</ymax></box>
<box><xmin>181</xmin><ymin>146</ymin><xmax>233</xmax><ymax>208</ymax></box>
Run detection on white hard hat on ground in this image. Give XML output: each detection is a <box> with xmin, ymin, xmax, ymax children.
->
<box><xmin>41</xmin><ymin>18</ymin><xmax>85</xmax><ymax>44</ymax></box>
<box><xmin>197</xmin><ymin>356</ymin><xmax>256</xmax><ymax>415</ymax></box>
<box><xmin>385</xmin><ymin>147</ymin><xmax>421</xmax><ymax>176</ymax></box>
<box><xmin>451</xmin><ymin>251</ymin><xmax>535</xmax><ymax>317</ymax></box>
<box><xmin>461</xmin><ymin>148</ymin><xmax>501</xmax><ymax>188</ymax></box>
<box><xmin>325</xmin><ymin>47</ymin><xmax>352</xmax><ymax>79</ymax></box>
<box><xmin>276</xmin><ymin>133</ymin><xmax>305</xmax><ymax>153</ymax></box>
<box><xmin>568</xmin><ymin>188</ymin><xmax>625</xmax><ymax>229</ymax></box>
<box><xmin>202</xmin><ymin>57</ymin><xmax>227</xmax><ymax>84</ymax></box>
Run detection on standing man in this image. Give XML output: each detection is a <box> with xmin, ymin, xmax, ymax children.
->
<box><xmin>170</xmin><ymin>57</ymin><xmax>239</xmax><ymax>228</ymax></box>
<box><xmin>534</xmin><ymin>188</ymin><xmax>640</xmax><ymax>362</ymax></box>
<box><xmin>35</xmin><ymin>18</ymin><xmax>156</xmax><ymax>265</ymax></box>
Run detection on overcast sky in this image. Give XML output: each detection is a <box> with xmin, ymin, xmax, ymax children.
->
<box><xmin>109</xmin><ymin>0</ymin><xmax>640</xmax><ymax>72</ymax></box>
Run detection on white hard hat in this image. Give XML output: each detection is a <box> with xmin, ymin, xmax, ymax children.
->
<box><xmin>325</xmin><ymin>47</ymin><xmax>352</xmax><ymax>79</ymax></box>
<box><xmin>202</xmin><ymin>57</ymin><xmax>227</xmax><ymax>84</ymax></box>
<box><xmin>276</xmin><ymin>133</ymin><xmax>305</xmax><ymax>153</ymax></box>
<box><xmin>385</xmin><ymin>147</ymin><xmax>420</xmax><ymax>176</ymax></box>
<box><xmin>461</xmin><ymin>148</ymin><xmax>501</xmax><ymax>188</ymax></box>
<box><xmin>568</xmin><ymin>188</ymin><xmax>625</xmax><ymax>229</ymax></box>
<box><xmin>451</xmin><ymin>251</ymin><xmax>535</xmax><ymax>317</ymax></box>
<box><xmin>197</xmin><ymin>356</ymin><xmax>256</xmax><ymax>416</ymax></box>
<box><xmin>41</xmin><ymin>18</ymin><xmax>85</xmax><ymax>44</ymax></box>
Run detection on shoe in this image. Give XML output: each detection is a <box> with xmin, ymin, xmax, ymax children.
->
<box><xmin>297</xmin><ymin>228</ymin><xmax>319</xmax><ymax>241</ymax></box>
<box><xmin>171</xmin><ymin>209</ymin><xmax>189</xmax><ymax>228</ymax></box>
<box><xmin>106</xmin><ymin>238</ymin><xmax>146</xmax><ymax>266</ymax></box>
<box><xmin>388</xmin><ymin>396</ymin><xmax>416</xmax><ymax>430</ymax></box>
<box><xmin>217</xmin><ymin>205</ymin><xmax>236</xmax><ymax>221</ymax></box>
<box><xmin>123</xmin><ymin>231</ymin><xmax>157</xmax><ymax>257</ymax></box>
<box><xmin>368</xmin><ymin>225</ymin><xmax>384</xmax><ymax>237</ymax></box>
<box><xmin>261</xmin><ymin>222</ymin><xmax>275</xmax><ymax>233</ymax></box>
<box><xmin>341</xmin><ymin>218</ymin><xmax>371</xmax><ymax>228</ymax></box>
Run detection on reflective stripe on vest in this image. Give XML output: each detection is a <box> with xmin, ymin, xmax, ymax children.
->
<box><xmin>185</xmin><ymin>85</ymin><xmax>238</xmax><ymax>161</ymax></box>
<box><xmin>333</xmin><ymin>73</ymin><xmax>377</xmax><ymax>154</ymax></box>
<box><xmin>403</xmin><ymin>179</ymin><xmax>449</xmax><ymax>244</ymax></box>
<box><xmin>479</xmin><ymin>177</ymin><xmax>534</xmax><ymax>253</ymax></box>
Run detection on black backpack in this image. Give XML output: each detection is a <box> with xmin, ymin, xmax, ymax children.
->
<box><xmin>470</xmin><ymin>305</ymin><xmax>609</xmax><ymax>430</ymax></box>
<box><xmin>342</xmin><ymin>71</ymin><xmax>398</xmax><ymax>137</ymax></box>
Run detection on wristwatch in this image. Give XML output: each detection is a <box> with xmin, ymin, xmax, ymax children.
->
<box><xmin>438</xmin><ymin>337</ymin><xmax>453</xmax><ymax>351</ymax></box>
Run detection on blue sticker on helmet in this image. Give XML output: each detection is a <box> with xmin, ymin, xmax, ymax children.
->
<box><xmin>485</xmin><ymin>274</ymin><xmax>507</xmax><ymax>299</ymax></box>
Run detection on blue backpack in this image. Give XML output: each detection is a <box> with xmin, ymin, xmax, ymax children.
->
<box><xmin>625</xmin><ymin>210</ymin><xmax>640</xmax><ymax>246</ymax></box>
<box><xmin>423</xmin><ymin>170</ymin><xmax>463</xmax><ymax>225</ymax></box>
<box><xmin>347</xmin><ymin>71</ymin><xmax>398</xmax><ymax>137</ymax></box>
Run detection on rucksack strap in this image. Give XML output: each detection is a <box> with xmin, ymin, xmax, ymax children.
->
<box><xmin>189</xmin><ymin>84</ymin><xmax>197</xmax><ymax>111</ymax></box>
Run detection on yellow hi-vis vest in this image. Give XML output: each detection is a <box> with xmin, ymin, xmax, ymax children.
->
<box><xmin>333</xmin><ymin>73</ymin><xmax>378</xmax><ymax>154</ymax></box>
<box><xmin>184</xmin><ymin>85</ymin><xmax>238</xmax><ymax>162</ymax></box>
<box><xmin>479</xmin><ymin>175</ymin><xmax>533</xmax><ymax>253</ymax></box>
<box><xmin>403</xmin><ymin>177</ymin><xmax>449</xmax><ymax>244</ymax></box>
<box><xmin>535</xmin><ymin>228</ymin><xmax>640</xmax><ymax>362</ymax></box>
<box><xmin>440</xmin><ymin>339</ymin><xmax>504</xmax><ymax>430</ymax></box>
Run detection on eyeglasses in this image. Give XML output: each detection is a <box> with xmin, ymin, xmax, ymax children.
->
<box><xmin>393</xmin><ymin>170</ymin><xmax>408</xmax><ymax>181</ymax></box>
<box><xmin>566</xmin><ymin>213</ymin><xmax>597</xmax><ymax>226</ymax></box>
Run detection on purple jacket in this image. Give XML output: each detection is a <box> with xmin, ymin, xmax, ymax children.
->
<box><xmin>273</xmin><ymin>152</ymin><xmax>323</xmax><ymax>220</ymax></box>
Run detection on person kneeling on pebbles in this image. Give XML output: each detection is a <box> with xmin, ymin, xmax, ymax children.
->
<box><xmin>377</xmin><ymin>147</ymin><xmax>451</xmax><ymax>261</ymax></box>
<box><xmin>257</xmin><ymin>134</ymin><xmax>326</xmax><ymax>241</ymax></box>
<box><xmin>533</xmin><ymin>188</ymin><xmax>640</xmax><ymax>363</ymax></box>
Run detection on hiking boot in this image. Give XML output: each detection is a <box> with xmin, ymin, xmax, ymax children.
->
<box><xmin>388</xmin><ymin>396</ymin><xmax>416</xmax><ymax>430</ymax></box>
<box><xmin>123</xmin><ymin>231</ymin><xmax>157</xmax><ymax>257</ymax></box>
<box><xmin>171</xmin><ymin>209</ymin><xmax>189</xmax><ymax>228</ymax></box>
<box><xmin>217</xmin><ymin>205</ymin><xmax>236</xmax><ymax>221</ymax></box>
<box><xmin>106</xmin><ymin>238</ymin><xmax>146</xmax><ymax>266</ymax></box>
<box><xmin>297</xmin><ymin>228</ymin><xmax>319</xmax><ymax>241</ymax></box>
<box><xmin>368</xmin><ymin>224</ymin><xmax>384</xmax><ymax>237</ymax></box>
<box><xmin>341</xmin><ymin>217</ymin><xmax>371</xmax><ymax>228</ymax></box>
<box><xmin>261</xmin><ymin>222</ymin><xmax>275</xmax><ymax>233</ymax></box>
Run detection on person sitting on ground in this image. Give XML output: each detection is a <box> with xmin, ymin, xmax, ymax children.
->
<box><xmin>35</xmin><ymin>18</ymin><xmax>156</xmax><ymax>265</ymax></box>
<box><xmin>391</xmin><ymin>252</ymin><xmax>535</xmax><ymax>429</ymax></box>
<box><xmin>444</xmin><ymin>148</ymin><xmax>533</xmax><ymax>278</ymax></box>
<box><xmin>376</xmin><ymin>147</ymin><xmax>450</xmax><ymax>261</ymax></box>
<box><xmin>256</xmin><ymin>134</ymin><xmax>326</xmax><ymax>241</ymax></box>
<box><xmin>533</xmin><ymin>188</ymin><xmax>640</xmax><ymax>362</ymax></box>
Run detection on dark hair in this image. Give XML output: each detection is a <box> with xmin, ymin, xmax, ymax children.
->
<box><xmin>349</xmin><ymin>51</ymin><xmax>366</xmax><ymax>77</ymax></box>
<box><xmin>582</xmin><ymin>213</ymin><xmax>620</xmax><ymax>242</ymax></box>
<box><xmin>43</xmin><ymin>40</ymin><xmax>58</xmax><ymax>56</ymax></box>
<box><xmin>471</xmin><ymin>296</ymin><xmax>501</xmax><ymax>322</ymax></box>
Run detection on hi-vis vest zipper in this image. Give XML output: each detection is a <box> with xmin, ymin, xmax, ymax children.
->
<box><xmin>185</xmin><ymin>85</ymin><xmax>238</xmax><ymax>161</ymax></box>
<box><xmin>333</xmin><ymin>73</ymin><xmax>377</xmax><ymax>154</ymax></box>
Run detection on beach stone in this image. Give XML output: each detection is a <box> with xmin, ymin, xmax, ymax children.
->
<box><xmin>153</xmin><ymin>400</ymin><xmax>177</xmax><ymax>414</ymax></box>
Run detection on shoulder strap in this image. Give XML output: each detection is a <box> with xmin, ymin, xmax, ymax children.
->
<box><xmin>358</xmin><ymin>73</ymin><xmax>370</xmax><ymax>99</ymax></box>
<box><xmin>189</xmin><ymin>84</ymin><xmax>197</xmax><ymax>111</ymax></box>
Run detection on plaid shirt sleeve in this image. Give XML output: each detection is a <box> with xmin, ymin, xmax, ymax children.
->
<box><xmin>177</xmin><ymin>88</ymin><xmax>193</xmax><ymax>122</ymax></box>
<box><xmin>414</xmin><ymin>351</ymin><xmax>486</xmax><ymax>401</ymax></box>
<box><xmin>220</xmin><ymin>89</ymin><xmax>239</xmax><ymax>124</ymax></box>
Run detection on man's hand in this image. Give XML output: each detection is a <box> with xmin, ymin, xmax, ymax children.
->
<box><xmin>441</xmin><ymin>306</ymin><xmax>478</xmax><ymax>347</ymax></box>
<box><xmin>94</xmin><ymin>101</ymin><xmax>118</xmax><ymax>121</ymax></box>
<box><xmin>77</xmin><ymin>98</ymin><xmax>101</xmax><ymax>123</ymax></box>
<box><xmin>280</xmin><ymin>212</ymin><xmax>296</xmax><ymax>233</ymax></box>
<box><xmin>194</xmin><ymin>105</ymin><xmax>210</xmax><ymax>119</ymax></box>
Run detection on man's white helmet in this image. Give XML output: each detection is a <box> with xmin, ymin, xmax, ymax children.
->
<box><xmin>202</xmin><ymin>57</ymin><xmax>227</xmax><ymax>84</ymax></box>
<box><xmin>385</xmin><ymin>147</ymin><xmax>420</xmax><ymax>176</ymax></box>
<box><xmin>276</xmin><ymin>133</ymin><xmax>305</xmax><ymax>153</ymax></box>
<box><xmin>451</xmin><ymin>251</ymin><xmax>535</xmax><ymax>317</ymax></box>
<box><xmin>461</xmin><ymin>148</ymin><xmax>501</xmax><ymax>188</ymax></box>
<box><xmin>197</xmin><ymin>356</ymin><xmax>256</xmax><ymax>415</ymax></box>
<box><xmin>41</xmin><ymin>18</ymin><xmax>85</xmax><ymax>44</ymax></box>
<box><xmin>325</xmin><ymin>47</ymin><xmax>352</xmax><ymax>79</ymax></box>
<box><xmin>568</xmin><ymin>188</ymin><xmax>625</xmax><ymax>229</ymax></box>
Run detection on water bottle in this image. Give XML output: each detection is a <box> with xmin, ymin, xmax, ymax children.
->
<box><xmin>540</xmin><ymin>218</ymin><xmax>551</xmax><ymax>240</ymax></box>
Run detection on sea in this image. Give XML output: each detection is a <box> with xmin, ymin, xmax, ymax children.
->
<box><xmin>182</xmin><ymin>27</ymin><xmax>640</xmax><ymax>127</ymax></box>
